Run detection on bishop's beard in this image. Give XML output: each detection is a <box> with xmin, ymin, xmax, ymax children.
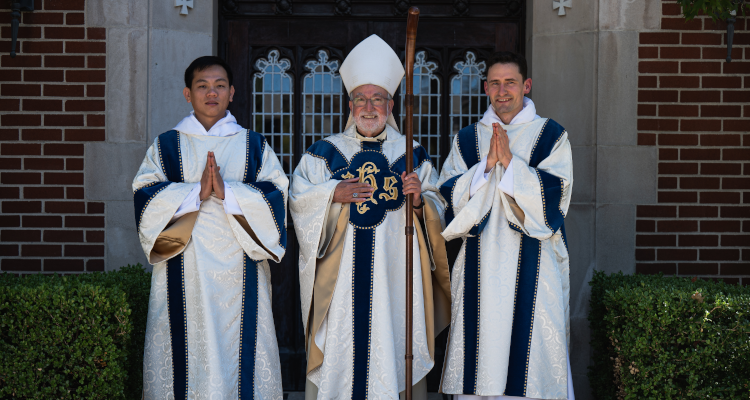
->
<box><xmin>354</xmin><ymin>111</ymin><xmax>388</xmax><ymax>136</ymax></box>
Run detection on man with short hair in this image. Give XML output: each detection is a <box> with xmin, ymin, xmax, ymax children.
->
<box><xmin>289</xmin><ymin>35</ymin><xmax>451</xmax><ymax>400</ymax></box>
<box><xmin>134</xmin><ymin>56</ymin><xmax>286</xmax><ymax>400</ymax></box>
<box><xmin>437</xmin><ymin>51</ymin><xmax>575</xmax><ymax>400</ymax></box>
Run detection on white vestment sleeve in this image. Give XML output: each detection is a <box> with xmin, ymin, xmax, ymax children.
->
<box><xmin>171</xmin><ymin>182</ymin><xmax>202</xmax><ymax>223</ymax></box>
<box><xmin>469</xmin><ymin>156</ymin><xmax>490</xmax><ymax>198</ymax></box>
<box><xmin>497</xmin><ymin>157</ymin><xmax>514</xmax><ymax>198</ymax></box>
<box><xmin>222</xmin><ymin>182</ymin><xmax>243</xmax><ymax>215</ymax></box>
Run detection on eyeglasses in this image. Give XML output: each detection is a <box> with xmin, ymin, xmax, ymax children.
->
<box><xmin>351</xmin><ymin>96</ymin><xmax>389</xmax><ymax>107</ymax></box>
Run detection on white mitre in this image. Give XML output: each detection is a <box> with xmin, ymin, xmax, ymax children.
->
<box><xmin>340</xmin><ymin>34</ymin><xmax>405</xmax><ymax>133</ymax></box>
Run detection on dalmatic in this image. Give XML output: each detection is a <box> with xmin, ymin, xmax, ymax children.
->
<box><xmin>437</xmin><ymin>119</ymin><xmax>573</xmax><ymax>399</ymax></box>
<box><xmin>133</xmin><ymin>129</ymin><xmax>287</xmax><ymax>400</ymax></box>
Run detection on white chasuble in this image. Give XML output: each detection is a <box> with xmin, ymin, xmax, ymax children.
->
<box><xmin>437</xmin><ymin>118</ymin><xmax>573</xmax><ymax>399</ymax></box>
<box><xmin>290</xmin><ymin>125</ymin><xmax>452</xmax><ymax>400</ymax></box>
<box><xmin>133</xmin><ymin>129</ymin><xmax>287</xmax><ymax>400</ymax></box>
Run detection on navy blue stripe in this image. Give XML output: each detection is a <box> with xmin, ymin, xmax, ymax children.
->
<box><xmin>439</xmin><ymin>175</ymin><xmax>460</xmax><ymax>226</ymax></box>
<box><xmin>352</xmin><ymin>227</ymin><xmax>374</xmax><ymax>399</ymax></box>
<box><xmin>389</xmin><ymin>145</ymin><xmax>431</xmax><ymax>175</ymax></box>
<box><xmin>305</xmin><ymin>140</ymin><xmax>349</xmax><ymax>174</ymax></box>
<box><xmin>457</xmin><ymin>123</ymin><xmax>480</xmax><ymax>169</ymax></box>
<box><xmin>536</xmin><ymin>169</ymin><xmax>565</xmax><ymax>232</ymax></box>
<box><xmin>468</xmin><ymin>211</ymin><xmax>491</xmax><ymax>237</ymax></box>
<box><xmin>166</xmin><ymin>254</ymin><xmax>188</xmax><ymax>400</ymax></box>
<box><xmin>239</xmin><ymin>253</ymin><xmax>258</xmax><ymax>400</ymax></box>
<box><xmin>133</xmin><ymin>182</ymin><xmax>171</xmax><ymax>229</ymax></box>
<box><xmin>246</xmin><ymin>182</ymin><xmax>287</xmax><ymax>250</ymax></box>
<box><xmin>158</xmin><ymin>130</ymin><xmax>184</xmax><ymax>183</ymax></box>
<box><xmin>528</xmin><ymin>119</ymin><xmax>564</xmax><ymax>169</ymax></box>
<box><xmin>504</xmin><ymin>235</ymin><xmax>541</xmax><ymax>397</ymax></box>
<box><xmin>462</xmin><ymin>234</ymin><xmax>481</xmax><ymax>394</ymax></box>
<box><xmin>244</xmin><ymin>130</ymin><xmax>266</xmax><ymax>183</ymax></box>
<box><xmin>361</xmin><ymin>140</ymin><xmax>383</xmax><ymax>152</ymax></box>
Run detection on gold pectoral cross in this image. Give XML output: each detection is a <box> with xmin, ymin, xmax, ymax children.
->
<box><xmin>356</xmin><ymin>162</ymin><xmax>379</xmax><ymax>214</ymax></box>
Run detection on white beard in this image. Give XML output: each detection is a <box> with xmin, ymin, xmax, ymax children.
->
<box><xmin>354</xmin><ymin>112</ymin><xmax>387</xmax><ymax>136</ymax></box>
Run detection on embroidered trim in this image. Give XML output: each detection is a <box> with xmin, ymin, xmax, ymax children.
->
<box><xmin>136</xmin><ymin>183</ymin><xmax>170</xmax><ymax>230</ymax></box>
<box><xmin>246</xmin><ymin>182</ymin><xmax>286</xmax><ymax>250</ymax></box>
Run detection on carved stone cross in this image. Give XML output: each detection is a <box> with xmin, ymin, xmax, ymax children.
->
<box><xmin>176</xmin><ymin>0</ymin><xmax>194</xmax><ymax>15</ymax></box>
<box><xmin>552</xmin><ymin>0</ymin><xmax>571</xmax><ymax>16</ymax></box>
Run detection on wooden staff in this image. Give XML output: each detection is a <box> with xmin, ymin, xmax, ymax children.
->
<box><xmin>404</xmin><ymin>6</ymin><xmax>419</xmax><ymax>400</ymax></box>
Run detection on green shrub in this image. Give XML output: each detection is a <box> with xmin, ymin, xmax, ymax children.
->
<box><xmin>588</xmin><ymin>272</ymin><xmax>750</xmax><ymax>400</ymax></box>
<box><xmin>0</xmin><ymin>265</ymin><xmax>151</xmax><ymax>400</ymax></box>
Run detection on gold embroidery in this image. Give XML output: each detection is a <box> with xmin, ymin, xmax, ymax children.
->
<box><xmin>356</xmin><ymin>162</ymin><xmax>380</xmax><ymax>214</ymax></box>
<box><xmin>379</xmin><ymin>176</ymin><xmax>397</xmax><ymax>201</ymax></box>
<box><xmin>342</xmin><ymin>171</ymin><xmax>355</xmax><ymax>179</ymax></box>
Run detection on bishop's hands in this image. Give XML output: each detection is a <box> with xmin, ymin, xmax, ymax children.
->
<box><xmin>199</xmin><ymin>151</ymin><xmax>225</xmax><ymax>200</ymax></box>
<box><xmin>485</xmin><ymin>122</ymin><xmax>513</xmax><ymax>173</ymax></box>
<box><xmin>401</xmin><ymin>172</ymin><xmax>423</xmax><ymax>208</ymax></box>
<box><xmin>333</xmin><ymin>178</ymin><xmax>374</xmax><ymax>203</ymax></box>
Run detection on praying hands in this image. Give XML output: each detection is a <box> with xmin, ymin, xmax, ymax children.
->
<box><xmin>199</xmin><ymin>151</ymin><xmax>225</xmax><ymax>200</ymax></box>
<box><xmin>485</xmin><ymin>122</ymin><xmax>513</xmax><ymax>173</ymax></box>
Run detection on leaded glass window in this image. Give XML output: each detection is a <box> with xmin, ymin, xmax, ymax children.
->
<box><xmin>302</xmin><ymin>50</ymin><xmax>345</xmax><ymax>151</ymax></box>
<box><xmin>450</xmin><ymin>51</ymin><xmax>489</xmax><ymax>140</ymax></box>
<box><xmin>253</xmin><ymin>49</ymin><xmax>294</xmax><ymax>176</ymax></box>
<box><xmin>400</xmin><ymin>51</ymin><xmax>441</xmax><ymax>168</ymax></box>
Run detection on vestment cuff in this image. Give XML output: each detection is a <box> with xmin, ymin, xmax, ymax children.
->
<box><xmin>171</xmin><ymin>182</ymin><xmax>202</xmax><ymax>222</ymax></box>
<box><xmin>222</xmin><ymin>182</ymin><xmax>244</xmax><ymax>215</ymax></box>
<box><xmin>469</xmin><ymin>156</ymin><xmax>492</xmax><ymax>198</ymax></box>
<box><xmin>497</xmin><ymin>157</ymin><xmax>515</xmax><ymax>198</ymax></box>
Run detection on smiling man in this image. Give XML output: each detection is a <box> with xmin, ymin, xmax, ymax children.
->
<box><xmin>133</xmin><ymin>56</ymin><xmax>287</xmax><ymax>400</ymax></box>
<box><xmin>437</xmin><ymin>52</ymin><xmax>575</xmax><ymax>400</ymax></box>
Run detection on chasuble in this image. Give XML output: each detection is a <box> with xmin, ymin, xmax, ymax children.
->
<box><xmin>133</xmin><ymin>127</ymin><xmax>287</xmax><ymax>400</ymax></box>
<box><xmin>290</xmin><ymin>125</ymin><xmax>452</xmax><ymax>400</ymax></box>
<box><xmin>437</xmin><ymin>117</ymin><xmax>573</xmax><ymax>399</ymax></box>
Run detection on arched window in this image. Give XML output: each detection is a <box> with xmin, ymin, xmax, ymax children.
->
<box><xmin>253</xmin><ymin>49</ymin><xmax>294</xmax><ymax>176</ymax></box>
<box><xmin>302</xmin><ymin>50</ymin><xmax>345</xmax><ymax>152</ymax></box>
<box><xmin>450</xmin><ymin>51</ymin><xmax>489</xmax><ymax>140</ymax></box>
<box><xmin>400</xmin><ymin>51</ymin><xmax>441</xmax><ymax>168</ymax></box>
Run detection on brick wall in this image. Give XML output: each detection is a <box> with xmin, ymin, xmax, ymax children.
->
<box><xmin>0</xmin><ymin>0</ymin><xmax>105</xmax><ymax>274</ymax></box>
<box><xmin>636</xmin><ymin>1</ymin><xmax>749</xmax><ymax>284</ymax></box>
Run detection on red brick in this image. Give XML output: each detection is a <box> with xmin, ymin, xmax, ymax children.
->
<box><xmin>0</xmin><ymin>158</ymin><xmax>21</xmax><ymax>169</ymax></box>
<box><xmin>64</xmin><ymin>13</ymin><xmax>83</xmax><ymax>25</ymax></box>
<box><xmin>701</xmin><ymin>105</ymin><xmax>742</xmax><ymax>118</ymax></box>
<box><xmin>662</xmin><ymin>17</ymin><xmax>702</xmax><ymax>30</ymax></box>
<box><xmin>45</xmin><ymin>259</ymin><xmax>84</xmax><ymax>271</ymax></box>
<box><xmin>1</xmin><ymin>54</ymin><xmax>42</xmax><ymax>68</ymax></box>
<box><xmin>0</xmin><ymin>187</ymin><xmax>19</xmax><ymax>199</ymax></box>
<box><xmin>2</xmin><ymin>259</ymin><xmax>42</xmax><ymax>271</ymax></box>
<box><xmin>22</xmin><ymin>41</ymin><xmax>63</xmax><ymax>54</ymax></box>
<box><xmin>638</xmin><ymin>133</ymin><xmax>656</xmax><ymax>145</ymax></box>
<box><xmin>44</xmin><ymin>55</ymin><xmax>85</xmax><ymax>68</ymax></box>
<box><xmin>720</xmin><ymin>263</ymin><xmax>750</xmax><ymax>275</ymax></box>
<box><xmin>22</xmin><ymin>129</ymin><xmax>61</xmax><ymax>141</ymax></box>
<box><xmin>661</xmin><ymin>46</ymin><xmax>701</xmax><ymax>59</ymax></box>
<box><xmin>24</xmin><ymin>69</ymin><xmax>64</xmax><ymax>82</ymax></box>
<box><xmin>86</xmin><ymin>84</ymin><xmax>104</xmax><ymax>97</ymax></box>
<box><xmin>23</xmin><ymin>216</ymin><xmax>62</xmax><ymax>228</ymax></box>
<box><xmin>0</xmin><ymin>214</ymin><xmax>20</xmax><ymax>228</ymax></box>
<box><xmin>639</xmin><ymin>76</ymin><xmax>657</xmax><ymax>88</ymax></box>
<box><xmin>732</xmin><ymin>32</ymin><xmax>750</xmax><ymax>45</ymax></box>
<box><xmin>0</xmin><ymin>99</ymin><xmax>19</xmax><ymax>111</ymax></box>
<box><xmin>87</xmin><ymin>114</ymin><xmax>105</xmax><ymax>127</ymax></box>
<box><xmin>636</xmin><ymin>248</ymin><xmax>655</xmax><ymax>261</ymax></box>
<box><xmin>636</xmin><ymin>219</ymin><xmax>655</xmax><ymax>232</ymax></box>
<box><xmin>638</xmin><ymin>119</ymin><xmax>678</xmax><ymax>131</ymax></box>
<box><xmin>65</xmin><ymin>100</ymin><xmax>104</xmax><ymax>112</ymax></box>
<box><xmin>636</xmin><ymin>234</ymin><xmax>676</xmax><ymax>247</ymax></box>
<box><xmin>700</xmin><ymin>249</ymin><xmax>740</xmax><ymax>261</ymax></box>
<box><xmin>660</xmin><ymin>148</ymin><xmax>679</xmax><ymax>160</ymax></box>
<box><xmin>86</xmin><ymin>28</ymin><xmax>106</xmax><ymax>40</ymax></box>
<box><xmin>702</xmin><ymin>76</ymin><xmax>742</xmax><ymax>88</ymax></box>
<box><xmin>724</xmin><ymin>149</ymin><xmax>750</xmax><ymax>161</ymax></box>
<box><xmin>87</xmin><ymin>202</ymin><xmax>104</xmax><ymax>214</ymax></box>
<box><xmin>658</xmin><ymin>249</ymin><xmax>698</xmax><ymax>261</ymax></box>
<box><xmin>724</xmin><ymin>120</ymin><xmax>749</xmax><ymax>132</ymax></box>
<box><xmin>44</xmin><ymin>114</ymin><xmax>83</xmax><ymax>126</ymax></box>
<box><xmin>680</xmin><ymin>205</ymin><xmax>718</xmax><ymax>218</ymax></box>
<box><xmin>639</xmin><ymin>90</ymin><xmax>678</xmax><ymax>102</ymax></box>
<box><xmin>1</xmin><ymin>114</ymin><xmax>40</xmax><ymax>127</ymax></box>
<box><xmin>680</xmin><ymin>61</ymin><xmax>721</xmax><ymax>74</ymax></box>
<box><xmin>65</xmin><ymin>216</ymin><xmax>104</xmax><ymax>228</ymax></box>
<box><xmin>65</xmin><ymin>42</ymin><xmax>105</xmax><ymax>54</ymax></box>
<box><xmin>680</xmin><ymin>120</ymin><xmax>721</xmax><ymax>132</ymax></box>
<box><xmin>65</xmin><ymin>129</ymin><xmax>105</xmax><ymax>142</ymax></box>
<box><xmin>43</xmin><ymin>84</ymin><xmax>84</xmax><ymax>97</ymax></box>
<box><xmin>638</xmin><ymin>104</ymin><xmax>656</xmax><ymax>116</ymax></box>
<box><xmin>0</xmin><ymin>244</ymin><xmax>18</xmax><ymax>256</ymax></box>
<box><xmin>45</xmin><ymin>201</ymin><xmax>84</xmax><ymax>213</ymax></box>
<box><xmin>658</xmin><ymin>219</ymin><xmax>699</xmax><ymax>232</ymax></box>
<box><xmin>659</xmin><ymin>177</ymin><xmax>677</xmax><ymax>189</ymax></box>
<box><xmin>23</xmin><ymin>12</ymin><xmax>64</xmax><ymax>25</ymax></box>
<box><xmin>23</xmin><ymin>99</ymin><xmax>62</xmax><ymax>112</ymax></box>
<box><xmin>723</xmin><ymin>62</ymin><xmax>750</xmax><ymax>74</ymax></box>
<box><xmin>658</xmin><ymin>134</ymin><xmax>698</xmax><ymax>146</ymax></box>
<box><xmin>702</xmin><ymin>163</ymin><xmax>742</xmax><ymax>175</ymax></box>
<box><xmin>44</xmin><ymin>143</ymin><xmax>83</xmax><ymax>156</ymax></box>
<box><xmin>636</xmin><ymin>263</ymin><xmax>676</xmax><ymax>275</ymax></box>
<box><xmin>0</xmin><ymin>69</ymin><xmax>22</xmax><ymax>82</ymax></box>
<box><xmin>43</xmin><ymin>230</ymin><xmax>83</xmax><ymax>242</ymax></box>
<box><xmin>1</xmin><ymin>83</ymin><xmax>41</xmax><ymax>97</ymax></box>
<box><xmin>1</xmin><ymin>143</ymin><xmax>41</xmax><ymax>156</ymax></box>
<box><xmin>66</xmin><ymin>158</ymin><xmax>83</xmax><ymax>170</ymax></box>
<box><xmin>2</xmin><ymin>201</ymin><xmax>41</xmax><ymax>213</ymax></box>
<box><xmin>87</xmin><ymin>55</ymin><xmax>105</xmax><ymax>69</ymax></box>
<box><xmin>25</xmin><ymin>157</ymin><xmax>64</xmax><ymax>170</ymax></box>
<box><xmin>639</xmin><ymin>61</ymin><xmax>679</xmax><ymax>74</ymax></box>
<box><xmin>681</xmin><ymin>177</ymin><xmax>720</xmax><ymax>190</ymax></box>
<box><xmin>658</xmin><ymin>191</ymin><xmax>698</xmax><ymax>203</ymax></box>
<box><xmin>0</xmin><ymin>26</ymin><xmax>41</xmax><ymax>39</ymax></box>
<box><xmin>1</xmin><ymin>172</ymin><xmax>40</xmax><ymax>185</ymax></box>
<box><xmin>639</xmin><ymin>47</ymin><xmax>658</xmax><ymax>58</ymax></box>
<box><xmin>86</xmin><ymin>231</ymin><xmax>104</xmax><ymax>242</ymax></box>
<box><xmin>724</xmin><ymin>178</ymin><xmax>750</xmax><ymax>190</ymax></box>
<box><xmin>0</xmin><ymin>129</ymin><xmax>18</xmax><ymax>141</ymax></box>
<box><xmin>43</xmin><ymin>172</ymin><xmax>82</xmax><ymax>185</ymax></box>
<box><xmin>66</xmin><ymin>187</ymin><xmax>83</xmax><ymax>199</ymax></box>
<box><xmin>703</xmin><ymin>47</ymin><xmax>743</xmax><ymax>61</ymax></box>
<box><xmin>65</xmin><ymin>244</ymin><xmax>104</xmax><ymax>257</ymax></box>
<box><xmin>704</xmin><ymin>18</ymin><xmax>730</xmax><ymax>31</ymax></box>
<box><xmin>661</xmin><ymin>3</ymin><xmax>682</xmax><ymax>15</ymax></box>
<box><xmin>661</xmin><ymin>76</ymin><xmax>700</xmax><ymax>88</ymax></box>
<box><xmin>700</xmin><ymin>134</ymin><xmax>741</xmax><ymax>146</ymax></box>
<box><xmin>681</xmin><ymin>148</ymin><xmax>720</xmax><ymax>160</ymax></box>
<box><xmin>659</xmin><ymin>105</ymin><xmax>699</xmax><ymax>117</ymax></box>
<box><xmin>724</xmin><ymin>91</ymin><xmax>750</xmax><ymax>103</ymax></box>
<box><xmin>701</xmin><ymin>191</ymin><xmax>741</xmax><ymax>204</ymax></box>
<box><xmin>682</xmin><ymin>33</ymin><xmax>723</xmax><ymax>45</ymax></box>
<box><xmin>65</xmin><ymin>70</ymin><xmax>105</xmax><ymax>82</ymax></box>
<box><xmin>745</xmin><ymin>105</ymin><xmax>750</xmax><ymax>117</ymax></box>
<box><xmin>639</xmin><ymin>32</ymin><xmax>680</xmax><ymax>44</ymax></box>
<box><xmin>679</xmin><ymin>263</ymin><xmax>719</xmax><ymax>275</ymax></box>
<box><xmin>722</xmin><ymin>235</ymin><xmax>750</xmax><ymax>246</ymax></box>
<box><xmin>722</xmin><ymin>206</ymin><xmax>750</xmax><ymax>218</ymax></box>
<box><xmin>44</xmin><ymin>27</ymin><xmax>85</xmax><ymax>39</ymax></box>
<box><xmin>45</xmin><ymin>0</ymin><xmax>85</xmax><ymax>10</ymax></box>
<box><xmin>87</xmin><ymin>259</ymin><xmax>104</xmax><ymax>271</ymax></box>
<box><xmin>679</xmin><ymin>235</ymin><xmax>719</xmax><ymax>247</ymax></box>
<box><xmin>701</xmin><ymin>220</ymin><xmax>741</xmax><ymax>232</ymax></box>
<box><xmin>0</xmin><ymin>229</ymin><xmax>41</xmax><ymax>242</ymax></box>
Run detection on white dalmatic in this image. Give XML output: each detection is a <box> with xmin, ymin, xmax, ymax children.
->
<box><xmin>134</xmin><ymin>112</ymin><xmax>287</xmax><ymax>400</ymax></box>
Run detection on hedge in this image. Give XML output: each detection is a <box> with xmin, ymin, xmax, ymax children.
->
<box><xmin>0</xmin><ymin>265</ymin><xmax>151</xmax><ymax>400</ymax></box>
<box><xmin>588</xmin><ymin>272</ymin><xmax>750</xmax><ymax>400</ymax></box>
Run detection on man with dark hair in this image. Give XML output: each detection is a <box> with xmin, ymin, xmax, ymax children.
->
<box><xmin>134</xmin><ymin>55</ymin><xmax>286</xmax><ymax>400</ymax></box>
<box><xmin>437</xmin><ymin>51</ymin><xmax>575</xmax><ymax>399</ymax></box>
